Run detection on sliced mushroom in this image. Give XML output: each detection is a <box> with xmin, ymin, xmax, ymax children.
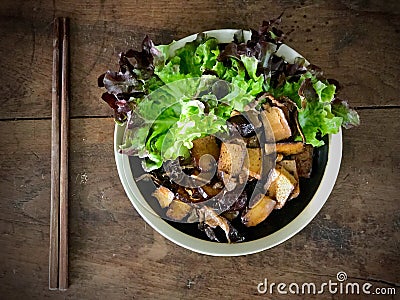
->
<box><xmin>166</xmin><ymin>200</ymin><xmax>192</xmax><ymax>221</ymax></box>
<box><xmin>223</xmin><ymin>211</ymin><xmax>240</xmax><ymax>221</ymax></box>
<box><xmin>200</xmin><ymin>224</ymin><xmax>220</xmax><ymax>242</ymax></box>
<box><xmin>241</xmin><ymin>195</ymin><xmax>277</xmax><ymax>227</ymax></box>
<box><xmin>197</xmin><ymin>154</ymin><xmax>217</xmax><ymax>173</ymax></box>
<box><xmin>183</xmin><ymin>186</ymin><xmax>208</xmax><ymax>202</ymax></box>
<box><xmin>152</xmin><ymin>186</ymin><xmax>174</xmax><ymax>208</ymax></box>
<box><xmin>292</xmin><ymin>111</ymin><xmax>305</xmax><ymax>143</ymax></box>
<box><xmin>199</xmin><ymin>206</ymin><xmax>242</xmax><ymax>243</ymax></box>
<box><xmin>227</xmin><ymin>114</ymin><xmax>256</xmax><ymax>138</ymax></box>
<box><xmin>186</xmin><ymin>208</ymin><xmax>199</xmax><ymax>223</ymax></box>
<box><xmin>290</xmin><ymin>144</ymin><xmax>314</xmax><ymax>178</ymax></box>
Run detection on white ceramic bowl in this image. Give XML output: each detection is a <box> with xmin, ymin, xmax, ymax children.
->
<box><xmin>114</xmin><ymin>29</ymin><xmax>342</xmax><ymax>256</ymax></box>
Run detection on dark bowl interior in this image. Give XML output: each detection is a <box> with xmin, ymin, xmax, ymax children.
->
<box><xmin>129</xmin><ymin>138</ymin><xmax>329</xmax><ymax>242</ymax></box>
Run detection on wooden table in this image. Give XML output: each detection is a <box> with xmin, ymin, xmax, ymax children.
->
<box><xmin>1</xmin><ymin>1</ymin><xmax>399</xmax><ymax>299</ymax></box>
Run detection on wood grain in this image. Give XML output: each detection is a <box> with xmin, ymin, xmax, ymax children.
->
<box><xmin>0</xmin><ymin>0</ymin><xmax>399</xmax><ymax>120</ymax></box>
<box><xmin>0</xmin><ymin>108</ymin><xmax>398</xmax><ymax>299</ymax></box>
<box><xmin>49</xmin><ymin>17</ymin><xmax>61</xmax><ymax>291</ymax></box>
<box><xmin>58</xmin><ymin>17</ymin><xmax>70</xmax><ymax>291</ymax></box>
<box><xmin>0</xmin><ymin>0</ymin><xmax>399</xmax><ymax>298</ymax></box>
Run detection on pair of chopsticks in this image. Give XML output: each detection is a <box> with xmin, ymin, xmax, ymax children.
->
<box><xmin>49</xmin><ymin>17</ymin><xmax>69</xmax><ymax>291</ymax></box>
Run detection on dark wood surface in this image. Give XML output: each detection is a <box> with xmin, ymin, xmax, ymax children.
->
<box><xmin>0</xmin><ymin>1</ymin><xmax>399</xmax><ymax>299</ymax></box>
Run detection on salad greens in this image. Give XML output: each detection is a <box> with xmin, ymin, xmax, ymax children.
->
<box><xmin>99</xmin><ymin>17</ymin><xmax>359</xmax><ymax>171</ymax></box>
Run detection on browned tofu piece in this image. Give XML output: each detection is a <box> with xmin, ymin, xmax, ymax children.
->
<box><xmin>199</xmin><ymin>206</ymin><xmax>231</xmax><ymax>241</ymax></box>
<box><xmin>268</xmin><ymin>166</ymin><xmax>297</xmax><ymax>208</ymax></box>
<box><xmin>248</xmin><ymin>192</ymin><xmax>265</xmax><ymax>209</ymax></box>
<box><xmin>291</xmin><ymin>144</ymin><xmax>314</xmax><ymax>178</ymax></box>
<box><xmin>244</xmin><ymin>135</ymin><xmax>260</xmax><ymax>148</ymax></box>
<box><xmin>278</xmin><ymin>160</ymin><xmax>297</xmax><ymax>174</ymax></box>
<box><xmin>276</xmin><ymin>153</ymin><xmax>284</xmax><ymax>163</ymax></box>
<box><xmin>246</xmin><ymin>148</ymin><xmax>262</xmax><ymax>179</ymax></box>
<box><xmin>200</xmin><ymin>183</ymin><xmax>223</xmax><ymax>198</ymax></box>
<box><xmin>191</xmin><ymin>135</ymin><xmax>220</xmax><ymax>169</ymax></box>
<box><xmin>259</xmin><ymin>167</ymin><xmax>280</xmax><ymax>197</ymax></box>
<box><xmin>261</xmin><ymin>104</ymin><xmax>292</xmax><ymax>141</ymax></box>
<box><xmin>217</xmin><ymin>142</ymin><xmax>247</xmax><ymax>177</ymax></box>
<box><xmin>278</xmin><ymin>160</ymin><xmax>300</xmax><ymax>200</ymax></box>
<box><xmin>242</xmin><ymin>195</ymin><xmax>277</xmax><ymax>227</ymax></box>
<box><xmin>152</xmin><ymin>186</ymin><xmax>174</xmax><ymax>208</ymax></box>
<box><xmin>275</xmin><ymin>142</ymin><xmax>305</xmax><ymax>155</ymax></box>
<box><xmin>223</xmin><ymin>211</ymin><xmax>239</xmax><ymax>221</ymax></box>
<box><xmin>166</xmin><ymin>200</ymin><xmax>192</xmax><ymax>221</ymax></box>
<box><xmin>230</xmin><ymin>110</ymin><xmax>241</xmax><ymax>117</ymax></box>
<box><xmin>264</xmin><ymin>143</ymin><xmax>276</xmax><ymax>155</ymax></box>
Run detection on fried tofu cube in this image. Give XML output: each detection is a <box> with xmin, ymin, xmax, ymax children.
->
<box><xmin>276</xmin><ymin>153</ymin><xmax>284</xmax><ymax>163</ymax></box>
<box><xmin>218</xmin><ymin>142</ymin><xmax>247</xmax><ymax>177</ymax></box>
<box><xmin>191</xmin><ymin>135</ymin><xmax>220</xmax><ymax>168</ymax></box>
<box><xmin>242</xmin><ymin>195</ymin><xmax>277</xmax><ymax>227</ymax></box>
<box><xmin>152</xmin><ymin>186</ymin><xmax>174</xmax><ymax>208</ymax></box>
<box><xmin>200</xmin><ymin>183</ymin><xmax>223</xmax><ymax>198</ymax></box>
<box><xmin>246</xmin><ymin>148</ymin><xmax>262</xmax><ymax>179</ymax></box>
<box><xmin>278</xmin><ymin>160</ymin><xmax>300</xmax><ymax>200</ymax></box>
<box><xmin>261</xmin><ymin>104</ymin><xmax>292</xmax><ymax>141</ymax></box>
<box><xmin>166</xmin><ymin>200</ymin><xmax>192</xmax><ymax>221</ymax></box>
<box><xmin>230</xmin><ymin>110</ymin><xmax>241</xmax><ymax>117</ymax></box>
<box><xmin>275</xmin><ymin>142</ymin><xmax>305</xmax><ymax>155</ymax></box>
<box><xmin>268</xmin><ymin>166</ymin><xmax>297</xmax><ymax>208</ymax></box>
<box><xmin>264</xmin><ymin>143</ymin><xmax>276</xmax><ymax>155</ymax></box>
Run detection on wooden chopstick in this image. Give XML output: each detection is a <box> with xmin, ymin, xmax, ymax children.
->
<box><xmin>58</xmin><ymin>17</ymin><xmax>69</xmax><ymax>291</ymax></box>
<box><xmin>49</xmin><ymin>17</ymin><xmax>61</xmax><ymax>291</ymax></box>
<box><xmin>49</xmin><ymin>17</ymin><xmax>69</xmax><ymax>291</ymax></box>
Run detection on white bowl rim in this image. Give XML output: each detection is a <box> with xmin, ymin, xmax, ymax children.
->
<box><xmin>113</xmin><ymin>29</ymin><xmax>343</xmax><ymax>256</ymax></box>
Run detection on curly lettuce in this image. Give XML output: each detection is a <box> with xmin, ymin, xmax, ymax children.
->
<box><xmin>99</xmin><ymin>18</ymin><xmax>360</xmax><ymax>168</ymax></box>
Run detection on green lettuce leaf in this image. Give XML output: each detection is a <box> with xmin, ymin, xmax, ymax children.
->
<box><xmin>298</xmin><ymin>101</ymin><xmax>343</xmax><ymax>147</ymax></box>
<box><xmin>161</xmin><ymin>100</ymin><xmax>227</xmax><ymax>161</ymax></box>
<box><xmin>331</xmin><ymin>98</ymin><xmax>360</xmax><ymax>129</ymax></box>
<box><xmin>272</xmin><ymin>79</ymin><xmax>303</xmax><ymax>107</ymax></box>
<box><xmin>102</xmin><ymin>24</ymin><xmax>360</xmax><ymax>173</ymax></box>
<box><xmin>269</xmin><ymin>71</ymin><xmax>353</xmax><ymax>146</ymax></box>
<box><xmin>123</xmin><ymin>76</ymin><xmax>237</xmax><ymax>171</ymax></box>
